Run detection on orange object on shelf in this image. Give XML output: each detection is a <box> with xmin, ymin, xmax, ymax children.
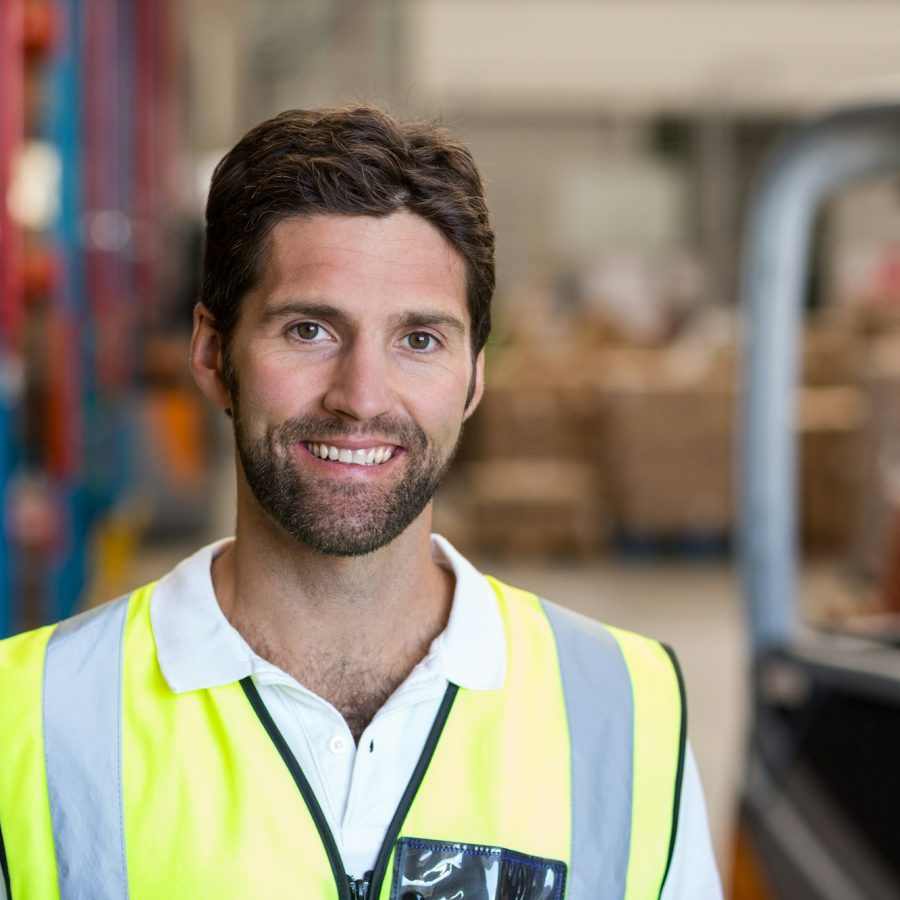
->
<box><xmin>23</xmin><ymin>0</ymin><xmax>60</xmax><ymax>58</ymax></box>
<box><xmin>730</xmin><ymin>819</ymin><xmax>776</xmax><ymax>900</ymax></box>
<box><xmin>22</xmin><ymin>242</ymin><xmax>57</xmax><ymax>303</ymax></box>
<box><xmin>143</xmin><ymin>387</ymin><xmax>207</xmax><ymax>487</ymax></box>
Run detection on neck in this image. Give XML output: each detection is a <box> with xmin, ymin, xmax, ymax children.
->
<box><xmin>211</xmin><ymin>492</ymin><xmax>453</xmax><ymax>739</ymax></box>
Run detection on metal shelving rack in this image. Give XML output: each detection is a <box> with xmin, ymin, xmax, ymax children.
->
<box><xmin>0</xmin><ymin>0</ymin><xmax>25</xmax><ymax>637</ymax></box>
<box><xmin>0</xmin><ymin>0</ymin><xmax>175</xmax><ymax>636</ymax></box>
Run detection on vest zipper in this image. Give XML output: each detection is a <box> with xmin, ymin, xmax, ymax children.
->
<box><xmin>241</xmin><ymin>677</ymin><xmax>458</xmax><ymax>900</ymax></box>
<box><xmin>363</xmin><ymin>683</ymin><xmax>458</xmax><ymax>898</ymax></box>
<box><xmin>347</xmin><ymin>870</ymin><xmax>372</xmax><ymax>899</ymax></box>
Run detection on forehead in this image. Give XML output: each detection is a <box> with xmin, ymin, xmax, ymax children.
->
<box><xmin>251</xmin><ymin>211</ymin><xmax>468</xmax><ymax>321</ymax></box>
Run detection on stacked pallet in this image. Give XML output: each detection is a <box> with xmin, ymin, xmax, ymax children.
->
<box><xmin>441</xmin><ymin>304</ymin><xmax>889</xmax><ymax>560</ymax></box>
<box><xmin>446</xmin><ymin>345</ymin><xmax>609</xmax><ymax>559</ymax></box>
<box><xmin>445</xmin><ymin>338</ymin><xmax>739</xmax><ymax>559</ymax></box>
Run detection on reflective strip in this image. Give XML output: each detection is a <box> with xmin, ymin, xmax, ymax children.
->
<box><xmin>610</xmin><ymin>627</ymin><xmax>684</xmax><ymax>900</ymax></box>
<box><xmin>541</xmin><ymin>600</ymin><xmax>633</xmax><ymax>900</ymax></box>
<box><xmin>43</xmin><ymin>596</ymin><xmax>131</xmax><ymax>900</ymax></box>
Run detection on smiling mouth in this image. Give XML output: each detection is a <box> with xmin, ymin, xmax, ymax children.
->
<box><xmin>304</xmin><ymin>442</ymin><xmax>396</xmax><ymax>467</ymax></box>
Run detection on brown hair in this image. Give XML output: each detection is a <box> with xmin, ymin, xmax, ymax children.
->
<box><xmin>202</xmin><ymin>106</ymin><xmax>494</xmax><ymax>384</ymax></box>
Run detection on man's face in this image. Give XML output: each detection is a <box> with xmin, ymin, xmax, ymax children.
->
<box><xmin>199</xmin><ymin>211</ymin><xmax>483</xmax><ymax>556</ymax></box>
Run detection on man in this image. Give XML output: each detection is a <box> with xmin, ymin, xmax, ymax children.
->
<box><xmin>0</xmin><ymin>106</ymin><xmax>721</xmax><ymax>898</ymax></box>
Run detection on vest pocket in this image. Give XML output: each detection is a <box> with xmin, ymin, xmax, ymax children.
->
<box><xmin>391</xmin><ymin>837</ymin><xmax>566</xmax><ymax>900</ymax></box>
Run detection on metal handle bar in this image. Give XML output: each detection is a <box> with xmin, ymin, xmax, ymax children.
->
<box><xmin>741</xmin><ymin>103</ymin><xmax>900</xmax><ymax>656</ymax></box>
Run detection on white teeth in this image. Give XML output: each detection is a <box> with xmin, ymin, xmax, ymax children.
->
<box><xmin>308</xmin><ymin>443</ymin><xmax>395</xmax><ymax>466</ymax></box>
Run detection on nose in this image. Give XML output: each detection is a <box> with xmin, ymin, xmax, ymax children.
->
<box><xmin>321</xmin><ymin>338</ymin><xmax>394</xmax><ymax>422</ymax></box>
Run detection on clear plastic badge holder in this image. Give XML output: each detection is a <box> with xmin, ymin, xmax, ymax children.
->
<box><xmin>392</xmin><ymin>837</ymin><xmax>567</xmax><ymax>900</ymax></box>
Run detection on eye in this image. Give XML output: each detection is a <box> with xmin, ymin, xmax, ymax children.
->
<box><xmin>405</xmin><ymin>332</ymin><xmax>438</xmax><ymax>352</ymax></box>
<box><xmin>290</xmin><ymin>322</ymin><xmax>327</xmax><ymax>341</ymax></box>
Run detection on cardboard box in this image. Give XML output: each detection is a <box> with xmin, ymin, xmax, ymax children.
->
<box><xmin>438</xmin><ymin>460</ymin><xmax>608</xmax><ymax>559</ymax></box>
<box><xmin>603</xmin><ymin>383</ymin><xmax>735</xmax><ymax>538</ymax></box>
<box><xmin>798</xmin><ymin>387</ymin><xmax>866</xmax><ymax>555</ymax></box>
<box><xmin>848</xmin><ymin>339</ymin><xmax>900</xmax><ymax>578</ymax></box>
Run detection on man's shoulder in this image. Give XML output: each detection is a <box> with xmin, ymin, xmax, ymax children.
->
<box><xmin>488</xmin><ymin>576</ymin><xmax>661</xmax><ymax>651</ymax></box>
<box><xmin>0</xmin><ymin>588</ymin><xmax>143</xmax><ymax>669</ymax></box>
<box><xmin>488</xmin><ymin>578</ymin><xmax>680</xmax><ymax>687</ymax></box>
<box><xmin>0</xmin><ymin>619</ymin><xmax>58</xmax><ymax>725</ymax></box>
<box><xmin>0</xmin><ymin>618</ymin><xmax>56</xmax><ymax>670</ymax></box>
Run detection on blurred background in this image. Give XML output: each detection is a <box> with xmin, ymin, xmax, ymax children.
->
<box><xmin>3</xmin><ymin>0</ymin><xmax>900</xmax><ymax>895</ymax></box>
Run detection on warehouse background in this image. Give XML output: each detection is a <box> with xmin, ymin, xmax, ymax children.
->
<box><xmin>3</xmin><ymin>0</ymin><xmax>900</xmax><ymax>889</ymax></box>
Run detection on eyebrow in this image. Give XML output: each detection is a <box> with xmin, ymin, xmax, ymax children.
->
<box><xmin>260</xmin><ymin>300</ymin><xmax>467</xmax><ymax>336</ymax></box>
<box><xmin>392</xmin><ymin>310</ymin><xmax>467</xmax><ymax>336</ymax></box>
<box><xmin>260</xmin><ymin>301</ymin><xmax>350</xmax><ymax>327</ymax></box>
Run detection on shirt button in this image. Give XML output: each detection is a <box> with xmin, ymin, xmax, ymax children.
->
<box><xmin>328</xmin><ymin>735</ymin><xmax>348</xmax><ymax>755</ymax></box>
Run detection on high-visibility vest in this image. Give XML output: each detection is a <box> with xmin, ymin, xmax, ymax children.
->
<box><xmin>0</xmin><ymin>577</ymin><xmax>685</xmax><ymax>900</ymax></box>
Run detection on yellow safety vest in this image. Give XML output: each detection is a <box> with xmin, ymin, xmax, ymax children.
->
<box><xmin>0</xmin><ymin>577</ymin><xmax>685</xmax><ymax>899</ymax></box>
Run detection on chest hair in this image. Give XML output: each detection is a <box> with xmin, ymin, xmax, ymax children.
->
<box><xmin>307</xmin><ymin>654</ymin><xmax>409</xmax><ymax>742</ymax></box>
<box><xmin>244</xmin><ymin>632</ymin><xmax>416</xmax><ymax>743</ymax></box>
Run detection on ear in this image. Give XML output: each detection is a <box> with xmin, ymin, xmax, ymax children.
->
<box><xmin>463</xmin><ymin>349</ymin><xmax>485</xmax><ymax>421</ymax></box>
<box><xmin>189</xmin><ymin>303</ymin><xmax>232</xmax><ymax>411</ymax></box>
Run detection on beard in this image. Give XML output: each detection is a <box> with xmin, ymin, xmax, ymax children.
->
<box><xmin>233</xmin><ymin>410</ymin><xmax>461</xmax><ymax>557</ymax></box>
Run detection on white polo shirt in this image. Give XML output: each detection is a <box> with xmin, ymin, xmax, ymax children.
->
<box><xmin>149</xmin><ymin>535</ymin><xmax>723</xmax><ymax>898</ymax></box>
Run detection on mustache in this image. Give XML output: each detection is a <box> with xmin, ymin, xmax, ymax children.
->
<box><xmin>269</xmin><ymin>414</ymin><xmax>427</xmax><ymax>450</ymax></box>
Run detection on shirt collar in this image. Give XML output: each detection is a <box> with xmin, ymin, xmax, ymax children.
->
<box><xmin>429</xmin><ymin>534</ymin><xmax>505</xmax><ymax>690</ymax></box>
<box><xmin>150</xmin><ymin>534</ymin><xmax>506</xmax><ymax>695</ymax></box>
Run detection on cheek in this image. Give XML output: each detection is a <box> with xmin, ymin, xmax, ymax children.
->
<box><xmin>238</xmin><ymin>358</ymin><xmax>319</xmax><ymax>416</ymax></box>
<box><xmin>418</xmin><ymin>395</ymin><xmax>470</xmax><ymax>445</ymax></box>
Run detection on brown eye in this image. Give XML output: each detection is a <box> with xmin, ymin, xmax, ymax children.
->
<box><xmin>406</xmin><ymin>332</ymin><xmax>435</xmax><ymax>351</ymax></box>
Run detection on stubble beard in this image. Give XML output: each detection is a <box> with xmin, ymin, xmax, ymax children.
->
<box><xmin>233</xmin><ymin>408</ymin><xmax>462</xmax><ymax>557</ymax></box>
